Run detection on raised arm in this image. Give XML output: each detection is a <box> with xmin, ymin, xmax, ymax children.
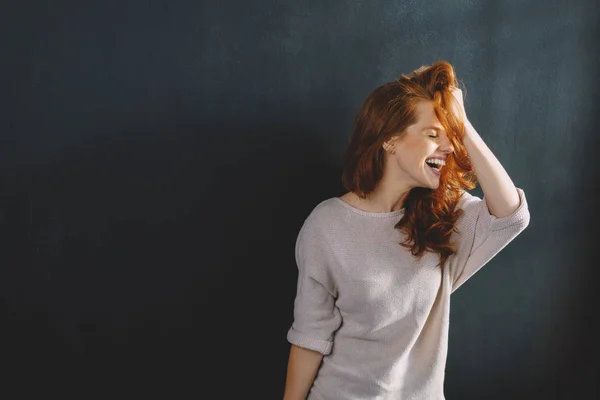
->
<box><xmin>447</xmin><ymin>86</ymin><xmax>530</xmax><ymax>292</ymax></box>
<box><xmin>450</xmin><ymin>87</ymin><xmax>521</xmax><ymax>218</ymax></box>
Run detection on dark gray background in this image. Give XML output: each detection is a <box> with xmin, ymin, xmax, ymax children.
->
<box><xmin>1</xmin><ymin>0</ymin><xmax>598</xmax><ymax>398</ymax></box>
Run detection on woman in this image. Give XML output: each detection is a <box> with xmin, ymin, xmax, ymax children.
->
<box><xmin>283</xmin><ymin>61</ymin><xmax>530</xmax><ymax>400</ymax></box>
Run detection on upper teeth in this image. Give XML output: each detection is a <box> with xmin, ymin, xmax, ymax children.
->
<box><xmin>426</xmin><ymin>158</ymin><xmax>446</xmax><ymax>166</ymax></box>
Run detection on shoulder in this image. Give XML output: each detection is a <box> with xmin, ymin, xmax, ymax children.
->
<box><xmin>302</xmin><ymin>197</ymin><xmax>346</xmax><ymax>232</ymax></box>
<box><xmin>295</xmin><ymin>198</ymin><xmax>345</xmax><ymax>255</ymax></box>
<box><xmin>296</xmin><ymin>197</ymin><xmax>357</xmax><ymax>246</ymax></box>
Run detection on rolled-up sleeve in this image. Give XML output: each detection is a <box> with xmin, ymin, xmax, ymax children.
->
<box><xmin>450</xmin><ymin>187</ymin><xmax>531</xmax><ymax>293</ymax></box>
<box><xmin>287</xmin><ymin>221</ymin><xmax>342</xmax><ymax>355</ymax></box>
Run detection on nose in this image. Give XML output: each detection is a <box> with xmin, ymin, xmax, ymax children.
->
<box><xmin>439</xmin><ymin>133</ymin><xmax>454</xmax><ymax>154</ymax></box>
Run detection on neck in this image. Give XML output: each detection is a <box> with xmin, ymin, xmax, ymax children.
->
<box><xmin>357</xmin><ymin>175</ymin><xmax>412</xmax><ymax>213</ymax></box>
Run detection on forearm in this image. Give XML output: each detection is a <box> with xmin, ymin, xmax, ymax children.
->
<box><xmin>462</xmin><ymin>121</ymin><xmax>521</xmax><ymax>218</ymax></box>
<box><xmin>283</xmin><ymin>344</ymin><xmax>323</xmax><ymax>400</ymax></box>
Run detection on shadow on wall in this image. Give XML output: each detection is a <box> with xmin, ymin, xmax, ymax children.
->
<box><xmin>0</xmin><ymin>116</ymin><xmax>345</xmax><ymax>395</ymax></box>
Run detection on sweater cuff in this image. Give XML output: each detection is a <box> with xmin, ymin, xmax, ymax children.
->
<box><xmin>485</xmin><ymin>188</ymin><xmax>530</xmax><ymax>232</ymax></box>
<box><xmin>287</xmin><ymin>328</ymin><xmax>334</xmax><ymax>355</ymax></box>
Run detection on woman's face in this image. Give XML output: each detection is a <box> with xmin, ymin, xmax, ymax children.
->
<box><xmin>386</xmin><ymin>100</ymin><xmax>455</xmax><ymax>190</ymax></box>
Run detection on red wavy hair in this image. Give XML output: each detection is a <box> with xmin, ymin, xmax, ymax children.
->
<box><xmin>341</xmin><ymin>61</ymin><xmax>478</xmax><ymax>268</ymax></box>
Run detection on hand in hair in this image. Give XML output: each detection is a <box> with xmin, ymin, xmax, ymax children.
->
<box><xmin>449</xmin><ymin>86</ymin><xmax>469</xmax><ymax>125</ymax></box>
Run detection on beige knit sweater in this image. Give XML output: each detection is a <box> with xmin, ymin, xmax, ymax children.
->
<box><xmin>287</xmin><ymin>188</ymin><xmax>530</xmax><ymax>399</ymax></box>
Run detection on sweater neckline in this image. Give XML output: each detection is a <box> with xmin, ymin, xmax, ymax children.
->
<box><xmin>333</xmin><ymin>197</ymin><xmax>405</xmax><ymax>218</ymax></box>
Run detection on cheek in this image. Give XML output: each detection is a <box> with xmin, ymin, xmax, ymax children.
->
<box><xmin>409</xmin><ymin>143</ymin><xmax>432</xmax><ymax>161</ymax></box>
<box><xmin>396</xmin><ymin>152</ymin><xmax>422</xmax><ymax>171</ymax></box>
<box><xmin>396</xmin><ymin>140</ymin><xmax>431</xmax><ymax>167</ymax></box>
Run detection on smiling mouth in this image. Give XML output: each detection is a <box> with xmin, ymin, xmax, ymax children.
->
<box><xmin>425</xmin><ymin>159</ymin><xmax>444</xmax><ymax>176</ymax></box>
<box><xmin>425</xmin><ymin>158</ymin><xmax>446</xmax><ymax>173</ymax></box>
<box><xmin>425</xmin><ymin>161</ymin><xmax>441</xmax><ymax>171</ymax></box>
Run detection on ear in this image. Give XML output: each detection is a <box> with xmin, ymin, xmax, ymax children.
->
<box><xmin>382</xmin><ymin>137</ymin><xmax>398</xmax><ymax>153</ymax></box>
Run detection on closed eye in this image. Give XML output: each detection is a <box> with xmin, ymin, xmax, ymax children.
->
<box><xmin>424</xmin><ymin>126</ymin><xmax>445</xmax><ymax>138</ymax></box>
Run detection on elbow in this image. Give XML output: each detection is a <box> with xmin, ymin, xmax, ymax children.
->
<box><xmin>486</xmin><ymin>188</ymin><xmax>524</xmax><ymax>219</ymax></box>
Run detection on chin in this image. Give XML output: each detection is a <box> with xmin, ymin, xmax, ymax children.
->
<box><xmin>420</xmin><ymin>177</ymin><xmax>441</xmax><ymax>190</ymax></box>
<box><xmin>413</xmin><ymin>170</ymin><xmax>441</xmax><ymax>190</ymax></box>
<box><xmin>424</xmin><ymin>171</ymin><xmax>441</xmax><ymax>189</ymax></box>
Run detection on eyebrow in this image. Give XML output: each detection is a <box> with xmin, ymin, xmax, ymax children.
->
<box><xmin>422</xmin><ymin>126</ymin><xmax>445</xmax><ymax>133</ymax></box>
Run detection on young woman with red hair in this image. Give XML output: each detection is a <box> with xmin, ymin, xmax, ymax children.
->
<box><xmin>283</xmin><ymin>61</ymin><xmax>530</xmax><ymax>400</ymax></box>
